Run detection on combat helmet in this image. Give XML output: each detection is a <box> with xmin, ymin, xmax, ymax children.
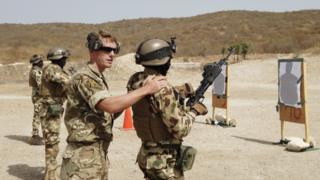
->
<box><xmin>135</xmin><ymin>37</ymin><xmax>176</xmax><ymax>66</ymax></box>
<box><xmin>47</xmin><ymin>48</ymin><xmax>70</xmax><ymax>61</ymax></box>
<box><xmin>29</xmin><ymin>54</ymin><xmax>44</xmax><ymax>64</ymax></box>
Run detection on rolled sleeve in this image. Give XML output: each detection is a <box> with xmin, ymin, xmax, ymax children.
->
<box><xmin>47</xmin><ymin>65</ymin><xmax>70</xmax><ymax>86</ymax></box>
<box><xmin>89</xmin><ymin>90</ymin><xmax>110</xmax><ymax>112</ymax></box>
<box><xmin>77</xmin><ymin>75</ymin><xmax>110</xmax><ymax>113</ymax></box>
<box><xmin>154</xmin><ymin>85</ymin><xmax>196</xmax><ymax>139</ymax></box>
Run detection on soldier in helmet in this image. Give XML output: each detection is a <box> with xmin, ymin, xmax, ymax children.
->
<box><xmin>60</xmin><ymin>30</ymin><xmax>167</xmax><ymax>180</ymax></box>
<box><xmin>39</xmin><ymin>47</ymin><xmax>71</xmax><ymax>180</ymax></box>
<box><xmin>127</xmin><ymin>38</ymin><xmax>208</xmax><ymax>180</ymax></box>
<box><xmin>28</xmin><ymin>54</ymin><xmax>44</xmax><ymax>145</ymax></box>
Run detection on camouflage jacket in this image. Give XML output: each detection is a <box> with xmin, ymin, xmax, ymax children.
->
<box><xmin>29</xmin><ymin>65</ymin><xmax>42</xmax><ymax>97</ymax></box>
<box><xmin>64</xmin><ymin>62</ymin><xmax>113</xmax><ymax>143</ymax></box>
<box><xmin>127</xmin><ymin>68</ymin><xmax>196</xmax><ymax>142</ymax></box>
<box><xmin>40</xmin><ymin>63</ymin><xmax>70</xmax><ymax>103</ymax></box>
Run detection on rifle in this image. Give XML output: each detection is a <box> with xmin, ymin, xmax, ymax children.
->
<box><xmin>186</xmin><ymin>48</ymin><xmax>235</xmax><ymax>107</ymax></box>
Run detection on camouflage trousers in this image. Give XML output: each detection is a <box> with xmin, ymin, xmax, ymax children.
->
<box><xmin>31</xmin><ymin>95</ymin><xmax>42</xmax><ymax>136</ymax></box>
<box><xmin>137</xmin><ymin>144</ymin><xmax>184</xmax><ymax>180</ymax></box>
<box><xmin>60</xmin><ymin>141</ymin><xmax>110</xmax><ymax>180</ymax></box>
<box><xmin>40</xmin><ymin>100</ymin><xmax>63</xmax><ymax>180</ymax></box>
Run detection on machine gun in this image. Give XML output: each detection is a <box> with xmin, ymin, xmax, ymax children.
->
<box><xmin>186</xmin><ymin>48</ymin><xmax>235</xmax><ymax>107</ymax></box>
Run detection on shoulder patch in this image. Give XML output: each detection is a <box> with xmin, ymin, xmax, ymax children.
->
<box><xmin>81</xmin><ymin>75</ymin><xmax>101</xmax><ymax>90</ymax></box>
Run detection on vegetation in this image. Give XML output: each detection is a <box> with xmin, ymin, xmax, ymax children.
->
<box><xmin>0</xmin><ymin>10</ymin><xmax>320</xmax><ymax>64</ymax></box>
<box><xmin>223</xmin><ymin>42</ymin><xmax>250</xmax><ymax>61</ymax></box>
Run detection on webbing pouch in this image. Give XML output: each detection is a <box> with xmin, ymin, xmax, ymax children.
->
<box><xmin>176</xmin><ymin>145</ymin><xmax>197</xmax><ymax>171</ymax></box>
<box><xmin>48</xmin><ymin>104</ymin><xmax>63</xmax><ymax>116</ymax></box>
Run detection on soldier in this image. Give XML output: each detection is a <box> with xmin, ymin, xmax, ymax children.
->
<box><xmin>127</xmin><ymin>38</ymin><xmax>208</xmax><ymax>180</ymax></box>
<box><xmin>60</xmin><ymin>30</ymin><xmax>167</xmax><ymax>180</ymax></box>
<box><xmin>28</xmin><ymin>54</ymin><xmax>44</xmax><ymax>145</ymax></box>
<box><xmin>39</xmin><ymin>48</ymin><xmax>71</xmax><ymax>180</ymax></box>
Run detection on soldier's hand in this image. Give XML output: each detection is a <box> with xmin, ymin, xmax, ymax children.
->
<box><xmin>174</xmin><ymin>83</ymin><xmax>194</xmax><ymax>99</ymax></box>
<box><xmin>143</xmin><ymin>75</ymin><xmax>167</xmax><ymax>94</ymax></box>
<box><xmin>191</xmin><ymin>102</ymin><xmax>208</xmax><ymax>116</ymax></box>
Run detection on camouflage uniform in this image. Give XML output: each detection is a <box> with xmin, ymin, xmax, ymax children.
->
<box><xmin>39</xmin><ymin>63</ymin><xmax>70</xmax><ymax>180</ymax></box>
<box><xmin>60</xmin><ymin>63</ymin><xmax>114</xmax><ymax>180</ymax></box>
<box><xmin>127</xmin><ymin>68</ymin><xmax>196</xmax><ymax>180</ymax></box>
<box><xmin>29</xmin><ymin>65</ymin><xmax>42</xmax><ymax>136</ymax></box>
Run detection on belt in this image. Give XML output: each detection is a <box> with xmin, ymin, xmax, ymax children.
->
<box><xmin>142</xmin><ymin>142</ymin><xmax>181</xmax><ymax>150</ymax></box>
<box><xmin>69</xmin><ymin>140</ymin><xmax>104</xmax><ymax>147</ymax></box>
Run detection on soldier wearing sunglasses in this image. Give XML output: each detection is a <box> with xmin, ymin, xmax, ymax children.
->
<box><xmin>60</xmin><ymin>30</ymin><xmax>167</xmax><ymax>180</ymax></box>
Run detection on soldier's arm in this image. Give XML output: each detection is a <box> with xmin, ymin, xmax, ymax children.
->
<box><xmin>47</xmin><ymin>66</ymin><xmax>70</xmax><ymax>86</ymax></box>
<box><xmin>76</xmin><ymin>75</ymin><xmax>110</xmax><ymax>113</ymax></box>
<box><xmin>97</xmin><ymin>76</ymin><xmax>167</xmax><ymax>113</ymax></box>
<box><xmin>77</xmin><ymin>75</ymin><xmax>166</xmax><ymax>114</ymax></box>
<box><xmin>35</xmin><ymin>69</ymin><xmax>42</xmax><ymax>87</ymax></box>
<box><xmin>155</xmin><ymin>86</ymin><xmax>197</xmax><ymax>139</ymax></box>
<box><xmin>31</xmin><ymin>69</ymin><xmax>42</xmax><ymax>87</ymax></box>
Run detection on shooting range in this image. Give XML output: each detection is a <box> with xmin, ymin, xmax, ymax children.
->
<box><xmin>277</xmin><ymin>58</ymin><xmax>313</xmax><ymax>149</ymax></box>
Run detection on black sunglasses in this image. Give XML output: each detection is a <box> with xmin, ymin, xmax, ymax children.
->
<box><xmin>98</xmin><ymin>46</ymin><xmax>119</xmax><ymax>54</ymax></box>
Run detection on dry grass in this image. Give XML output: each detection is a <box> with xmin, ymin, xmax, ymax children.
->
<box><xmin>0</xmin><ymin>10</ymin><xmax>320</xmax><ymax>64</ymax></box>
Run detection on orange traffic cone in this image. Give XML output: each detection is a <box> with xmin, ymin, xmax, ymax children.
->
<box><xmin>121</xmin><ymin>107</ymin><xmax>134</xmax><ymax>130</ymax></box>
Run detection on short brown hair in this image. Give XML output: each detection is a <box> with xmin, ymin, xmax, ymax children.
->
<box><xmin>86</xmin><ymin>30</ymin><xmax>119</xmax><ymax>51</ymax></box>
<box><xmin>98</xmin><ymin>30</ymin><xmax>117</xmax><ymax>43</ymax></box>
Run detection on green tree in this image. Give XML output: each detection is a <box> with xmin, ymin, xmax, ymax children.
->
<box><xmin>221</xmin><ymin>47</ymin><xmax>226</xmax><ymax>56</ymax></box>
<box><xmin>240</xmin><ymin>43</ymin><xmax>249</xmax><ymax>59</ymax></box>
<box><xmin>232</xmin><ymin>44</ymin><xmax>241</xmax><ymax>61</ymax></box>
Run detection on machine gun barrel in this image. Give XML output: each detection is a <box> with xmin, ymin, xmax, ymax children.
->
<box><xmin>186</xmin><ymin>48</ymin><xmax>234</xmax><ymax>107</ymax></box>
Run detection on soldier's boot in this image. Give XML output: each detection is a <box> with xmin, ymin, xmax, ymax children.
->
<box><xmin>29</xmin><ymin>135</ymin><xmax>44</xmax><ymax>145</ymax></box>
<box><xmin>44</xmin><ymin>144</ymin><xmax>60</xmax><ymax>180</ymax></box>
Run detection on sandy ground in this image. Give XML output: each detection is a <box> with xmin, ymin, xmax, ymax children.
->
<box><xmin>0</xmin><ymin>56</ymin><xmax>319</xmax><ymax>180</ymax></box>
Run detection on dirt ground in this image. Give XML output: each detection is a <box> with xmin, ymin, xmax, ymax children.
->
<box><xmin>0</xmin><ymin>55</ymin><xmax>319</xmax><ymax>180</ymax></box>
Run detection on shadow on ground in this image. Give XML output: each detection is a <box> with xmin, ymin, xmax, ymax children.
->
<box><xmin>232</xmin><ymin>135</ymin><xmax>275</xmax><ymax>145</ymax></box>
<box><xmin>7</xmin><ymin>164</ymin><xmax>44</xmax><ymax>180</ymax></box>
<box><xmin>5</xmin><ymin>135</ymin><xmax>30</xmax><ymax>144</ymax></box>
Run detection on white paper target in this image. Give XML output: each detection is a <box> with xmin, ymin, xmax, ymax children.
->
<box><xmin>279</xmin><ymin>60</ymin><xmax>302</xmax><ymax>108</ymax></box>
<box><xmin>212</xmin><ymin>64</ymin><xmax>227</xmax><ymax>96</ymax></box>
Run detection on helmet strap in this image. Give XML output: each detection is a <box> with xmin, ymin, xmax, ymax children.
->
<box><xmin>144</xmin><ymin>59</ymin><xmax>171</xmax><ymax>76</ymax></box>
<box><xmin>52</xmin><ymin>58</ymin><xmax>67</xmax><ymax>68</ymax></box>
<box><xmin>35</xmin><ymin>61</ymin><xmax>44</xmax><ymax>68</ymax></box>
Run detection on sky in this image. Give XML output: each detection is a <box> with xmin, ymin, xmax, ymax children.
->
<box><xmin>1</xmin><ymin>0</ymin><xmax>320</xmax><ymax>24</ymax></box>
